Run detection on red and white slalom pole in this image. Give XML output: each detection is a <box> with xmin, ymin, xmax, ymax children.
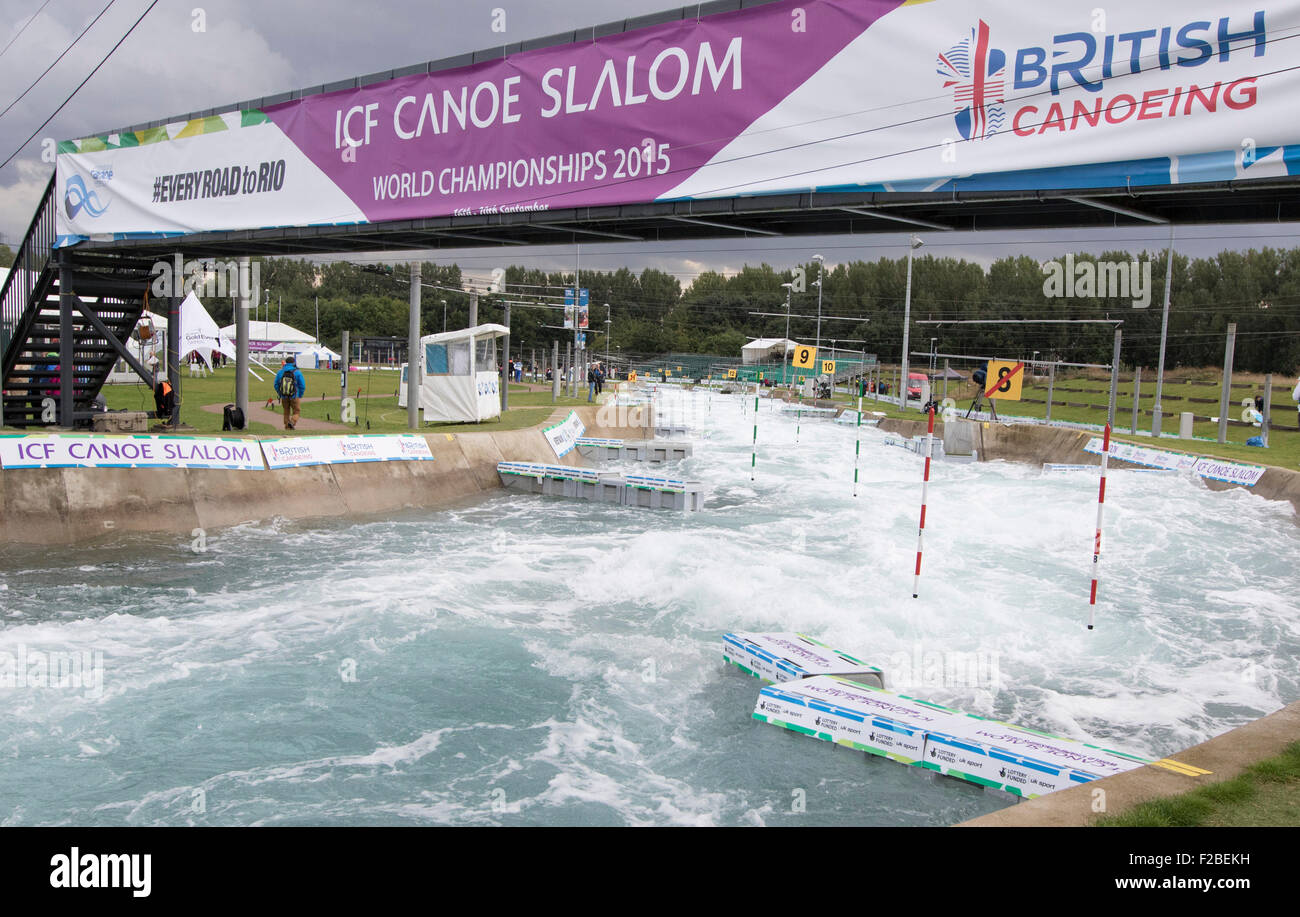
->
<box><xmin>1088</xmin><ymin>422</ymin><xmax>1111</xmax><ymax>629</ymax></box>
<box><xmin>912</xmin><ymin>404</ymin><xmax>935</xmax><ymax>599</ymax></box>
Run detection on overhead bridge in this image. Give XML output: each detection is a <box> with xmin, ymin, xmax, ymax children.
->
<box><xmin>5</xmin><ymin>0</ymin><xmax>1299</xmax><ymax>429</ymax></box>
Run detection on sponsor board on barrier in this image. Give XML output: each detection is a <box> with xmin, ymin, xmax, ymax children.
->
<box><xmin>851</xmin><ymin>718</ymin><xmax>927</xmax><ymax>764</ymax></box>
<box><xmin>750</xmin><ymin>675</ymin><xmax>1149</xmax><ymax>797</ymax></box>
<box><xmin>957</xmin><ymin>720</ymin><xmax>1149</xmax><ymax>780</ymax></box>
<box><xmin>1084</xmin><ymin>437</ymin><xmax>1265</xmax><ymax>486</ymax></box>
<box><xmin>260</xmin><ymin>434</ymin><xmax>434</xmax><ymax>468</ymax></box>
<box><xmin>723</xmin><ymin>632</ymin><xmax>883</xmax><ymax>685</ymax></box>
<box><xmin>0</xmin><ymin>433</ymin><xmax>263</xmax><ymax>470</ymax></box>
<box><xmin>921</xmin><ymin>732</ymin><xmax>1077</xmax><ymax>797</ymax></box>
<box><xmin>544</xmin><ymin>410</ymin><xmax>587</xmax><ymax>458</ymax></box>
<box><xmin>756</xmin><ymin>682</ymin><xmax>925</xmax><ymax>764</ymax></box>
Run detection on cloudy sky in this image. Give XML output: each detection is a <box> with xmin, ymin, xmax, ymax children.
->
<box><xmin>1</xmin><ymin>0</ymin><xmax>1297</xmax><ymax>289</ymax></box>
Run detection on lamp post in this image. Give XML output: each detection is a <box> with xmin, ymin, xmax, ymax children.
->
<box><xmin>899</xmin><ymin>235</ymin><xmax>923</xmax><ymax>407</ymax></box>
<box><xmin>813</xmin><ymin>253</ymin><xmax>824</xmax><ymax>353</ymax></box>
<box><xmin>441</xmin><ymin>299</ymin><xmax>447</xmax><ymax>332</ymax></box>
<box><xmin>604</xmin><ymin>304</ymin><xmax>611</xmax><ymax>366</ymax></box>
<box><xmin>780</xmin><ymin>281</ymin><xmax>794</xmax><ymax>388</ymax></box>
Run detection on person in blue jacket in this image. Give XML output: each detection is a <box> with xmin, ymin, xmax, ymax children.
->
<box><xmin>273</xmin><ymin>355</ymin><xmax>306</xmax><ymax>430</ymax></box>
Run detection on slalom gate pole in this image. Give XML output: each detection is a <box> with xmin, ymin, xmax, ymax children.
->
<box><xmin>912</xmin><ymin>404</ymin><xmax>935</xmax><ymax>598</ymax></box>
<box><xmin>853</xmin><ymin>406</ymin><xmax>862</xmax><ymax>497</ymax></box>
<box><xmin>750</xmin><ymin>381</ymin><xmax>760</xmax><ymax>481</ymax></box>
<box><xmin>1089</xmin><ymin>422</ymin><xmax>1111</xmax><ymax>629</ymax></box>
<box><xmin>796</xmin><ymin>389</ymin><xmax>803</xmax><ymax>443</ymax></box>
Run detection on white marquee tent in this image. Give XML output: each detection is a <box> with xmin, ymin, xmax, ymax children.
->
<box><xmin>397</xmin><ymin>324</ymin><xmax>508</xmax><ymax>423</ymax></box>
<box><xmin>295</xmin><ymin>345</ymin><xmax>342</xmax><ymax>369</ymax></box>
<box><xmin>216</xmin><ymin>320</ymin><xmax>315</xmax><ymax>359</ymax></box>
<box><xmin>742</xmin><ymin>338</ymin><xmax>797</xmax><ymax>364</ymax></box>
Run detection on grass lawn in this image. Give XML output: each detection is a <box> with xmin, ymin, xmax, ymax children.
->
<box><xmin>57</xmin><ymin>367</ymin><xmax>589</xmax><ymax>436</ymax></box>
<box><xmin>831</xmin><ymin>371</ymin><xmax>1300</xmax><ymax>470</ymax></box>
<box><xmin>1094</xmin><ymin>742</ymin><xmax>1300</xmax><ymax>827</ymax></box>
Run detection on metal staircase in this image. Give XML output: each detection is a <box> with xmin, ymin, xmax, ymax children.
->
<box><xmin>2</xmin><ymin>174</ymin><xmax>155</xmax><ymax>427</ymax></box>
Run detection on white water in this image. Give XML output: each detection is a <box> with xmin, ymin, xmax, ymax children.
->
<box><xmin>0</xmin><ymin>386</ymin><xmax>1296</xmax><ymax>825</ymax></box>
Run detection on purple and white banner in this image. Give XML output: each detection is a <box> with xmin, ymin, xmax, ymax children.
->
<box><xmin>56</xmin><ymin>0</ymin><xmax>1300</xmax><ymax>242</ymax></box>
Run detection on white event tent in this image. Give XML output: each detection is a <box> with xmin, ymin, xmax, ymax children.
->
<box><xmin>741</xmin><ymin>338</ymin><xmax>797</xmax><ymax>364</ymax></box>
<box><xmin>216</xmin><ymin>320</ymin><xmax>315</xmax><ymax>360</ymax></box>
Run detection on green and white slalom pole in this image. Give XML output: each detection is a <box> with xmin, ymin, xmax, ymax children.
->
<box><xmin>853</xmin><ymin>406</ymin><xmax>862</xmax><ymax>497</ymax></box>
<box><xmin>750</xmin><ymin>381</ymin><xmax>760</xmax><ymax>481</ymax></box>
<box><xmin>795</xmin><ymin>387</ymin><xmax>803</xmax><ymax>444</ymax></box>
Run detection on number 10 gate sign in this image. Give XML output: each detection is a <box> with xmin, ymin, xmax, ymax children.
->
<box><xmin>984</xmin><ymin>360</ymin><xmax>1024</xmax><ymax>400</ymax></box>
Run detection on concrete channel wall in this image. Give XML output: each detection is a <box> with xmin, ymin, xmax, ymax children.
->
<box><xmin>876</xmin><ymin>416</ymin><xmax>1300</xmax><ymax>519</ymax></box>
<box><xmin>0</xmin><ymin>405</ymin><xmax>650</xmax><ymax>545</ymax></box>
<box><xmin>959</xmin><ymin>697</ymin><xmax>1300</xmax><ymax>827</ymax></box>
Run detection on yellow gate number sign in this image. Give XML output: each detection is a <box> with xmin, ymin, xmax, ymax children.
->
<box><xmin>820</xmin><ymin>359</ymin><xmax>836</xmax><ymax>375</ymax></box>
<box><xmin>792</xmin><ymin>345</ymin><xmax>817</xmax><ymax>369</ymax></box>
<box><xmin>984</xmin><ymin>360</ymin><xmax>1024</xmax><ymax>401</ymax></box>
<box><xmin>727</xmin><ymin>369</ymin><xmax>737</xmax><ymax>379</ymax></box>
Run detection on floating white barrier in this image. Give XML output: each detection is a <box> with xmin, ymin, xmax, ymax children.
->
<box><xmin>722</xmin><ymin>632</ymin><xmax>885</xmax><ymax>688</ymax></box>
<box><xmin>655</xmin><ymin>422</ymin><xmax>690</xmax><ymax>438</ymax></box>
<box><xmin>749</xmin><ymin>674</ymin><xmax>1152</xmax><ymax>799</ymax></box>
<box><xmin>622</xmin><ymin>472</ymin><xmax>707</xmax><ymax>511</ymax></box>
<box><xmin>833</xmin><ymin>409</ymin><xmax>882</xmax><ymax>426</ymax></box>
<box><xmin>575</xmin><ymin>437</ymin><xmax>693</xmax><ymax>463</ymax></box>
<box><xmin>779</xmin><ymin>405</ymin><xmax>838</xmax><ymax>418</ymax></box>
<box><xmin>882</xmin><ymin>434</ymin><xmax>948</xmax><ymax>460</ymax></box>
<box><xmin>496</xmin><ymin>462</ymin><xmax>705</xmax><ymax>510</ymax></box>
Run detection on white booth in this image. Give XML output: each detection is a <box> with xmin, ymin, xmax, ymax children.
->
<box><xmin>397</xmin><ymin>323</ymin><xmax>508</xmax><ymax>423</ymax></box>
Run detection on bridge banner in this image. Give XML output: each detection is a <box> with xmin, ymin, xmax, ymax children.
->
<box><xmin>55</xmin><ymin>0</ymin><xmax>1300</xmax><ymax>243</ymax></box>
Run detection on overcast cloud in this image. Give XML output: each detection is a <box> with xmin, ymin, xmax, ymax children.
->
<box><xmin>1</xmin><ymin>0</ymin><xmax>1296</xmax><ymax>286</ymax></box>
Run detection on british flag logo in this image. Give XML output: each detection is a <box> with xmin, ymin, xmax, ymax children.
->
<box><xmin>937</xmin><ymin>20</ymin><xmax>1007</xmax><ymax>141</ymax></box>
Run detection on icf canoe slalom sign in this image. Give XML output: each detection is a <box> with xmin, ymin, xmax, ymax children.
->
<box><xmin>0</xmin><ymin>434</ymin><xmax>264</xmax><ymax>470</ymax></box>
<box><xmin>55</xmin><ymin>2</ymin><xmax>1300</xmax><ymax>245</ymax></box>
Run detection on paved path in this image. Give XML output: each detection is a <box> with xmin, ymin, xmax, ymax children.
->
<box><xmin>198</xmin><ymin>400</ymin><xmax>348</xmax><ymax>431</ymax></box>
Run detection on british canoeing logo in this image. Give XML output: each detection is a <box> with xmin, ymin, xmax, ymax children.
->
<box><xmin>937</xmin><ymin>20</ymin><xmax>1006</xmax><ymax>141</ymax></box>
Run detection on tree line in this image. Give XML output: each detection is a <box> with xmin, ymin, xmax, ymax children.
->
<box><xmin>172</xmin><ymin>245</ymin><xmax>1300</xmax><ymax>373</ymax></box>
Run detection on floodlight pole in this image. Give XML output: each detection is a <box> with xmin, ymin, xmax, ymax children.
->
<box><xmin>813</xmin><ymin>254</ymin><xmax>824</xmax><ymax>353</ymax></box>
<box><xmin>1152</xmin><ymin>225</ymin><xmax>1175</xmax><ymax>437</ymax></box>
<box><xmin>407</xmin><ymin>261</ymin><xmax>421</xmax><ymax>429</ymax></box>
<box><xmin>781</xmin><ymin>282</ymin><xmax>794</xmax><ymax>388</ymax></box>
<box><xmin>236</xmin><ymin>256</ymin><xmax>250</xmax><ymax>423</ymax></box>
<box><xmin>900</xmin><ymin>235</ymin><xmax>923</xmax><ymax>409</ymax></box>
